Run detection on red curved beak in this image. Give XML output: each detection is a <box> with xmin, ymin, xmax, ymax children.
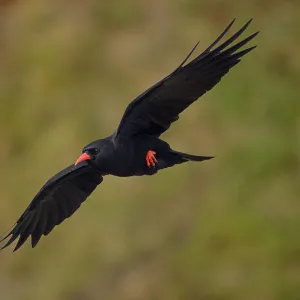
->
<box><xmin>75</xmin><ymin>152</ymin><xmax>91</xmax><ymax>166</ymax></box>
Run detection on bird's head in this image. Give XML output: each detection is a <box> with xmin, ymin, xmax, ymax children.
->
<box><xmin>75</xmin><ymin>139</ymin><xmax>109</xmax><ymax>166</ymax></box>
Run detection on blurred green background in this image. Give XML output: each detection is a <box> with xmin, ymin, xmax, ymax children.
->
<box><xmin>0</xmin><ymin>0</ymin><xmax>299</xmax><ymax>299</ymax></box>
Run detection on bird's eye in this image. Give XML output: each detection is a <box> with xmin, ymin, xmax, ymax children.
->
<box><xmin>91</xmin><ymin>148</ymin><xmax>99</xmax><ymax>154</ymax></box>
<box><xmin>83</xmin><ymin>148</ymin><xmax>99</xmax><ymax>155</ymax></box>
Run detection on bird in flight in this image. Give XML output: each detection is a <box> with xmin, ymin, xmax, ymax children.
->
<box><xmin>0</xmin><ymin>19</ymin><xmax>258</xmax><ymax>251</ymax></box>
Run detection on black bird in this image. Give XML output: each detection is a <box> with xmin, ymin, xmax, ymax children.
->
<box><xmin>0</xmin><ymin>19</ymin><xmax>258</xmax><ymax>251</ymax></box>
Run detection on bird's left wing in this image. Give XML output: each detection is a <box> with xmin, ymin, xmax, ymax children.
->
<box><xmin>115</xmin><ymin>19</ymin><xmax>258</xmax><ymax>140</ymax></box>
<box><xmin>0</xmin><ymin>161</ymin><xmax>103</xmax><ymax>251</ymax></box>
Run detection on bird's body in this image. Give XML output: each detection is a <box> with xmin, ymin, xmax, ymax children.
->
<box><xmin>84</xmin><ymin>135</ymin><xmax>210</xmax><ymax>177</ymax></box>
<box><xmin>0</xmin><ymin>19</ymin><xmax>258</xmax><ymax>251</ymax></box>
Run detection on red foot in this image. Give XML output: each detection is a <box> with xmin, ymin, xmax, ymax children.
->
<box><xmin>146</xmin><ymin>150</ymin><xmax>157</xmax><ymax>167</ymax></box>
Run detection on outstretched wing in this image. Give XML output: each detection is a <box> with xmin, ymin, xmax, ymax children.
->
<box><xmin>115</xmin><ymin>19</ymin><xmax>258</xmax><ymax>139</ymax></box>
<box><xmin>0</xmin><ymin>161</ymin><xmax>103</xmax><ymax>251</ymax></box>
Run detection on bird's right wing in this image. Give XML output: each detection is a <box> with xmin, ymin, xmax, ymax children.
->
<box><xmin>115</xmin><ymin>19</ymin><xmax>258</xmax><ymax>139</ymax></box>
<box><xmin>0</xmin><ymin>161</ymin><xmax>103</xmax><ymax>251</ymax></box>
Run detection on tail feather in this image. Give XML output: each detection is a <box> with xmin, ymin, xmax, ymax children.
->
<box><xmin>171</xmin><ymin>150</ymin><xmax>214</xmax><ymax>162</ymax></box>
<box><xmin>153</xmin><ymin>149</ymin><xmax>213</xmax><ymax>173</ymax></box>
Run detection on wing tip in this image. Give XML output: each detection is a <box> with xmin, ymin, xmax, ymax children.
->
<box><xmin>0</xmin><ymin>232</ymin><xmax>16</xmax><ymax>251</ymax></box>
<box><xmin>244</xmin><ymin>18</ymin><xmax>253</xmax><ymax>27</ymax></box>
<box><xmin>175</xmin><ymin>41</ymin><xmax>201</xmax><ymax>71</ymax></box>
<box><xmin>229</xmin><ymin>18</ymin><xmax>236</xmax><ymax>26</ymax></box>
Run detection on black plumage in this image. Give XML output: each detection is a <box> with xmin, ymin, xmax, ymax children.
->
<box><xmin>0</xmin><ymin>19</ymin><xmax>258</xmax><ymax>251</ymax></box>
<box><xmin>1</xmin><ymin>162</ymin><xmax>103</xmax><ymax>251</ymax></box>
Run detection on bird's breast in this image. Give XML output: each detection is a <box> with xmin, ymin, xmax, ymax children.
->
<box><xmin>98</xmin><ymin>142</ymin><xmax>136</xmax><ymax>177</ymax></box>
<box><xmin>102</xmin><ymin>138</ymin><xmax>156</xmax><ymax>177</ymax></box>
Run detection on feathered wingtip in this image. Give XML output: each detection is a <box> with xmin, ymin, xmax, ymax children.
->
<box><xmin>0</xmin><ymin>225</ymin><xmax>18</xmax><ymax>252</ymax></box>
<box><xmin>175</xmin><ymin>18</ymin><xmax>259</xmax><ymax>70</ymax></box>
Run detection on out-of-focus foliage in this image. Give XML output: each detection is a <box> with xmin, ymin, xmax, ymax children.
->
<box><xmin>0</xmin><ymin>1</ymin><xmax>299</xmax><ymax>299</ymax></box>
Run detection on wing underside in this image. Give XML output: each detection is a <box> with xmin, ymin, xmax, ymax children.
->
<box><xmin>0</xmin><ymin>162</ymin><xmax>103</xmax><ymax>251</ymax></box>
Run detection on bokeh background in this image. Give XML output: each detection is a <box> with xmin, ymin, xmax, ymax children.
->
<box><xmin>0</xmin><ymin>0</ymin><xmax>299</xmax><ymax>299</ymax></box>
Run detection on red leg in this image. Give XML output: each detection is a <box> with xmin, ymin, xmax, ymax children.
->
<box><xmin>146</xmin><ymin>150</ymin><xmax>157</xmax><ymax>167</ymax></box>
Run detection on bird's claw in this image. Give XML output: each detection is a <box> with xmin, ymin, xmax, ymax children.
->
<box><xmin>146</xmin><ymin>150</ymin><xmax>157</xmax><ymax>167</ymax></box>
